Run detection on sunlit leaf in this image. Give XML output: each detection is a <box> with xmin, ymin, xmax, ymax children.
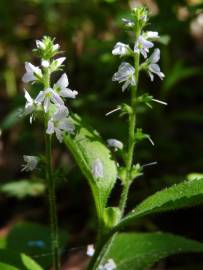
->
<box><xmin>116</xmin><ymin>178</ymin><xmax>203</xmax><ymax>230</ymax></box>
<box><xmin>64</xmin><ymin>114</ymin><xmax>117</xmax><ymax>223</ymax></box>
<box><xmin>102</xmin><ymin>232</ymin><xmax>203</xmax><ymax>270</ymax></box>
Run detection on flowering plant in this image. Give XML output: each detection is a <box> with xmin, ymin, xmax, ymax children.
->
<box><xmin>1</xmin><ymin>6</ymin><xmax>203</xmax><ymax>270</ymax></box>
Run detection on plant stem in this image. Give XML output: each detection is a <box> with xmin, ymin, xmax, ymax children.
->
<box><xmin>45</xmin><ymin>133</ymin><xmax>60</xmax><ymax>270</ymax></box>
<box><xmin>44</xmin><ymin>68</ymin><xmax>60</xmax><ymax>270</ymax></box>
<box><xmin>119</xmin><ymin>52</ymin><xmax>140</xmax><ymax>216</ymax></box>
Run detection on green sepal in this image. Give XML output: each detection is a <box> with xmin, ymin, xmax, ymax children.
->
<box><xmin>137</xmin><ymin>93</ymin><xmax>153</xmax><ymax>108</ymax></box>
<box><xmin>134</xmin><ymin>128</ymin><xmax>152</xmax><ymax>145</ymax></box>
<box><xmin>33</xmin><ymin>36</ymin><xmax>60</xmax><ymax>60</ymax></box>
<box><xmin>130</xmin><ymin>163</ymin><xmax>143</xmax><ymax>181</ymax></box>
<box><xmin>119</xmin><ymin>103</ymin><xmax>133</xmax><ymax>117</ymax></box>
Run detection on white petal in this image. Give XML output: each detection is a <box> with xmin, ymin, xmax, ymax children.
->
<box><xmin>46</xmin><ymin>120</ymin><xmax>55</xmax><ymax>134</ymax></box>
<box><xmin>148</xmin><ymin>71</ymin><xmax>154</xmax><ymax>81</ymax></box>
<box><xmin>53</xmin><ymin>106</ymin><xmax>69</xmax><ymax>121</ymax></box>
<box><xmin>55</xmin><ymin>73</ymin><xmax>69</xmax><ymax>88</ymax></box>
<box><xmin>150</xmin><ymin>63</ymin><xmax>161</xmax><ymax>73</ymax></box>
<box><xmin>87</xmin><ymin>245</ymin><xmax>95</xmax><ymax>257</ymax></box>
<box><xmin>22</xmin><ymin>72</ymin><xmax>35</xmax><ymax>83</ymax></box>
<box><xmin>35</xmin><ymin>91</ymin><xmax>45</xmax><ymax>104</ymax></box>
<box><xmin>55</xmin><ymin>57</ymin><xmax>66</xmax><ymax>68</ymax></box>
<box><xmin>60</xmin><ymin>88</ymin><xmax>78</xmax><ymax>98</ymax></box>
<box><xmin>53</xmin><ymin>44</ymin><xmax>60</xmax><ymax>51</ymax></box>
<box><xmin>51</xmin><ymin>91</ymin><xmax>64</xmax><ymax>106</ymax></box>
<box><xmin>58</xmin><ymin>118</ymin><xmax>75</xmax><ymax>134</ymax></box>
<box><xmin>107</xmin><ymin>139</ymin><xmax>123</xmax><ymax>150</ymax></box>
<box><xmin>24</xmin><ymin>90</ymin><xmax>33</xmax><ymax>103</ymax></box>
<box><xmin>146</xmin><ymin>31</ymin><xmax>159</xmax><ymax>39</ymax></box>
<box><xmin>41</xmin><ymin>59</ymin><xmax>50</xmax><ymax>68</ymax></box>
<box><xmin>55</xmin><ymin>128</ymin><xmax>63</xmax><ymax>143</ymax></box>
<box><xmin>36</xmin><ymin>40</ymin><xmax>45</xmax><ymax>49</ymax></box>
<box><xmin>112</xmin><ymin>42</ymin><xmax>130</xmax><ymax>56</ymax></box>
<box><xmin>121</xmin><ymin>80</ymin><xmax>130</xmax><ymax>91</ymax></box>
<box><xmin>139</xmin><ymin>36</ymin><xmax>154</xmax><ymax>49</ymax></box>
<box><xmin>150</xmin><ymin>49</ymin><xmax>160</xmax><ymax>63</ymax></box>
<box><xmin>44</xmin><ymin>97</ymin><xmax>50</xmax><ymax>112</ymax></box>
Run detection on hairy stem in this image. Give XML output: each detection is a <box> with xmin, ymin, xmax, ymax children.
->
<box><xmin>119</xmin><ymin>52</ymin><xmax>140</xmax><ymax>216</ymax></box>
<box><xmin>44</xmin><ymin>68</ymin><xmax>60</xmax><ymax>270</ymax></box>
<box><xmin>45</xmin><ymin>131</ymin><xmax>60</xmax><ymax>270</ymax></box>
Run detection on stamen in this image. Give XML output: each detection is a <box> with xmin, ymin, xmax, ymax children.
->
<box><xmin>147</xmin><ymin>135</ymin><xmax>155</xmax><ymax>146</ymax></box>
<box><xmin>142</xmin><ymin>161</ymin><xmax>158</xmax><ymax>168</ymax></box>
<box><xmin>105</xmin><ymin>107</ymin><xmax>121</xmax><ymax>116</ymax></box>
<box><xmin>152</xmin><ymin>98</ymin><xmax>168</xmax><ymax>106</ymax></box>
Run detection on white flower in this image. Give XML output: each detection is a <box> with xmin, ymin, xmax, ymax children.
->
<box><xmin>24</xmin><ymin>90</ymin><xmax>35</xmax><ymax>123</ymax></box>
<box><xmin>46</xmin><ymin>106</ymin><xmax>74</xmax><ymax>143</ymax></box>
<box><xmin>122</xmin><ymin>18</ymin><xmax>135</xmax><ymax>27</ymax></box>
<box><xmin>145</xmin><ymin>31</ymin><xmax>159</xmax><ymax>39</ymax></box>
<box><xmin>35</xmin><ymin>88</ymin><xmax>64</xmax><ymax>113</ymax></box>
<box><xmin>107</xmin><ymin>139</ymin><xmax>123</xmax><ymax>151</ymax></box>
<box><xmin>53</xmin><ymin>43</ymin><xmax>60</xmax><ymax>51</ymax></box>
<box><xmin>21</xmin><ymin>155</ymin><xmax>38</xmax><ymax>172</ymax></box>
<box><xmin>147</xmin><ymin>49</ymin><xmax>165</xmax><ymax>81</ymax></box>
<box><xmin>41</xmin><ymin>59</ymin><xmax>50</xmax><ymax>68</ymax></box>
<box><xmin>22</xmin><ymin>62</ymin><xmax>42</xmax><ymax>83</ymax></box>
<box><xmin>92</xmin><ymin>159</ymin><xmax>103</xmax><ymax>179</ymax></box>
<box><xmin>112</xmin><ymin>42</ymin><xmax>130</xmax><ymax>56</ymax></box>
<box><xmin>134</xmin><ymin>35</ymin><xmax>154</xmax><ymax>58</ymax></box>
<box><xmin>54</xmin><ymin>73</ymin><xmax>78</xmax><ymax>98</ymax></box>
<box><xmin>36</xmin><ymin>40</ymin><xmax>45</xmax><ymax>50</ymax></box>
<box><xmin>98</xmin><ymin>259</ymin><xmax>116</xmax><ymax>270</ymax></box>
<box><xmin>86</xmin><ymin>245</ymin><xmax>95</xmax><ymax>257</ymax></box>
<box><xmin>54</xmin><ymin>57</ymin><xmax>66</xmax><ymax>69</ymax></box>
<box><xmin>112</xmin><ymin>62</ymin><xmax>136</xmax><ymax>92</ymax></box>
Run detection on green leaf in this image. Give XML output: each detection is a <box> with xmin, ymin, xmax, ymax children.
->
<box><xmin>0</xmin><ymin>263</ymin><xmax>19</xmax><ymax>270</ymax></box>
<box><xmin>6</xmin><ymin>222</ymin><xmax>67</xmax><ymax>269</ymax></box>
<box><xmin>116</xmin><ymin>178</ymin><xmax>203</xmax><ymax>229</ymax></box>
<box><xmin>0</xmin><ymin>180</ymin><xmax>46</xmax><ymax>199</ymax></box>
<box><xmin>0</xmin><ymin>249</ymin><xmax>43</xmax><ymax>270</ymax></box>
<box><xmin>102</xmin><ymin>232</ymin><xmax>203</xmax><ymax>270</ymax></box>
<box><xmin>64</xmin><ymin>114</ymin><xmax>117</xmax><ymax>219</ymax></box>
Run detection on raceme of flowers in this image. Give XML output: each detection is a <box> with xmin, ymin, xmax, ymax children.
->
<box><xmin>112</xmin><ymin>14</ymin><xmax>165</xmax><ymax>91</ymax></box>
<box><xmin>22</xmin><ymin>37</ymin><xmax>78</xmax><ymax>142</ymax></box>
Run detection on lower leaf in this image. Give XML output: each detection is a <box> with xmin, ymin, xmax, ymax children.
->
<box><xmin>101</xmin><ymin>232</ymin><xmax>203</xmax><ymax>270</ymax></box>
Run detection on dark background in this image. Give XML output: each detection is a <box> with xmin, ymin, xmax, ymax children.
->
<box><xmin>0</xmin><ymin>0</ymin><xmax>203</xmax><ymax>269</ymax></box>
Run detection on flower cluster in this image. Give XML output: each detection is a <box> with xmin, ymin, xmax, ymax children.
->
<box><xmin>22</xmin><ymin>36</ymin><xmax>78</xmax><ymax>171</ymax></box>
<box><xmin>112</xmin><ymin>7</ymin><xmax>165</xmax><ymax>91</ymax></box>
<box><xmin>22</xmin><ymin>36</ymin><xmax>77</xmax><ymax>142</ymax></box>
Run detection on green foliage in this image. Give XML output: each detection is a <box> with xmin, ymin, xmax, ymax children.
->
<box><xmin>116</xmin><ymin>178</ymin><xmax>203</xmax><ymax>230</ymax></box>
<box><xmin>64</xmin><ymin>114</ymin><xmax>117</xmax><ymax>221</ymax></box>
<box><xmin>0</xmin><ymin>180</ymin><xmax>46</xmax><ymax>199</ymax></box>
<box><xmin>0</xmin><ymin>263</ymin><xmax>18</xmax><ymax>270</ymax></box>
<box><xmin>4</xmin><ymin>222</ymin><xmax>67</xmax><ymax>269</ymax></box>
<box><xmin>0</xmin><ymin>249</ymin><xmax>43</xmax><ymax>270</ymax></box>
<box><xmin>102</xmin><ymin>232</ymin><xmax>203</xmax><ymax>270</ymax></box>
